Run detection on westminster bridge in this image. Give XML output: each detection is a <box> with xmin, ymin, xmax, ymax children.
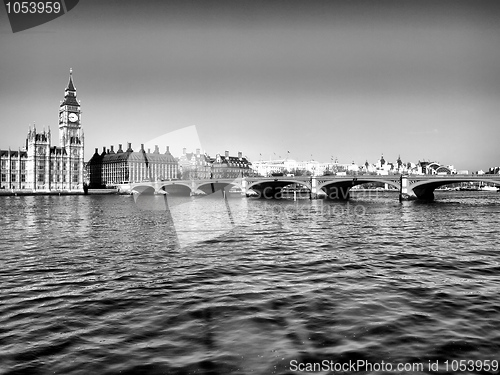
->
<box><xmin>118</xmin><ymin>174</ymin><xmax>500</xmax><ymax>201</ymax></box>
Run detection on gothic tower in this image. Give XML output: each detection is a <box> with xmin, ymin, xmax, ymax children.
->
<box><xmin>25</xmin><ymin>124</ymin><xmax>51</xmax><ymax>190</ymax></box>
<box><xmin>59</xmin><ymin>69</ymin><xmax>83</xmax><ymax>146</ymax></box>
<box><xmin>21</xmin><ymin>69</ymin><xmax>85</xmax><ymax>191</ymax></box>
<box><xmin>58</xmin><ymin>69</ymin><xmax>84</xmax><ymax>190</ymax></box>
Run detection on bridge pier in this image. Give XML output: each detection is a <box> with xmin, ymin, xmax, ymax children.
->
<box><xmin>190</xmin><ymin>180</ymin><xmax>197</xmax><ymax>196</ymax></box>
<box><xmin>241</xmin><ymin>178</ymin><xmax>248</xmax><ymax>196</ymax></box>
<box><xmin>399</xmin><ymin>175</ymin><xmax>408</xmax><ymax>202</ymax></box>
<box><xmin>310</xmin><ymin>177</ymin><xmax>318</xmax><ymax>199</ymax></box>
<box><xmin>399</xmin><ymin>175</ymin><xmax>416</xmax><ymax>201</ymax></box>
<box><xmin>400</xmin><ymin>175</ymin><xmax>441</xmax><ymax>201</ymax></box>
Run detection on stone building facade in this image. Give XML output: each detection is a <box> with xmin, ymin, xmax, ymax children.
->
<box><xmin>87</xmin><ymin>143</ymin><xmax>178</xmax><ymax>187</ymax></box>
<box><xmin>210</xmin><ymin>151</ymin><xmax>252</xmax><ymax>178</ymax></box>
<box><xmin>177</xmin><ymin>148</ymin><xmax>212</xmax><ymax>179</ymax></box>
<box><xmin>0</xmin><ymin>70</ymin><xmax>85</xmax><ymax>192</ymax></box>
<box><xmin>178</xmin><ymin>149</ymin><xmax>252</xmax><ymax>179</ymax></box>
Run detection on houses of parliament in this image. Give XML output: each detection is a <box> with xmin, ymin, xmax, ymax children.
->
<box><xmin>0</xmin><ymin>70</ymin><xmax>85</xmax><ymax>192</ymax></box>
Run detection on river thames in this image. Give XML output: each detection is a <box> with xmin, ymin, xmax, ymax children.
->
<box><xmin>1</xmin><ymin>191</ymin><xmax>499</xmax><ymax>374</ymax></box>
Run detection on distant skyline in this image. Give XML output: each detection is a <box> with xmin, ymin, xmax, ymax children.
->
<box><xmin>1</xmin><ymin>0</ymin><xmax>500</xmax><ymax>171</ymax></box>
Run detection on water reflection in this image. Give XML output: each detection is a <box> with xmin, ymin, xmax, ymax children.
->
<box><xmin>0</xmin><ymin>196</ymin><xmax>93</xmax><ymax>251</ymax></box>
<box><xmin>1</xmin><ymin>191</ymin><xmax>500</xmax><ymax>375</ymax></box>
<box><xmin>133</xmin><ymin>191</ymin><xmax>251</xmax><ymax>248</ymax></box>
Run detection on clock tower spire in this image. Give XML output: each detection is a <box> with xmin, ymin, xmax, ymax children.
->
<box><xmin>58</xmin><ymin>68</ymin><xmax>84</xmax><ymax>191</ymax></box>
<box><xmin>59</xmin><ymin>68</ymin><xmax>82</xmax><ymax>146</ymax></box>
<box><xmin>66</xmin><ymin>68</ymin><xmax>76</xmax><ymax>91</ymax></box>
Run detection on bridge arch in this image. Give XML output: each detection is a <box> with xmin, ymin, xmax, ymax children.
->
<box><xmin>317</xmin><ymin>177</ymin><xmax>400</xmax><ymax>200</ymax></box>
<box><xmin>246</xmin><ymin>178</ymin><xmax>312</xmax><ymax>191</ymax></box>
<box><xmin>130</xmin><ymin>185</ymin><xmax>156</xmax><ymax>195</ymax></box>
<box><xmin>409</xmin><ymin>177</ymin><xmax>500</xmax><ymax>200</ymax></box>
<box><xmin>156</xmin><ymin>181</ymin><xmax>193</xmax><ymax>196</ymax></box>
<box><xmin>246</xmin><ymin>178</ymin><xmax>312</xmax><ymax>199</ymax></box>
<box><xmin>195</xmin><ymin>180</ymin><xmax>243</xmax><ymax>195</ymax></box>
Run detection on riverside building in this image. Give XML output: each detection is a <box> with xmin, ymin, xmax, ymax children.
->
<box><xmin>178</xmin><ymin>149</ymin><xmax>252</xmax><ymax>179</ymax></box>
<box><xmin>177</xmin><ymin>148</ymin><xmax>212</xmax><ymax>179</ymax></box>
<box><xmin>0</xmin><ymin>70</ymin><xmax>85</xmax><ymax>192</ymax></box>
<box><xmin>87</xmin><ymin>143</ymin><xmax>178</xmax><ymax>188</ymax></box>
<box><xmin>211</xmin><ymin>151</ymin><xmax>252</xmax><ymax>178</ymax></box>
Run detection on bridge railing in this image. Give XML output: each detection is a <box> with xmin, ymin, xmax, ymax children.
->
<box><xmin>122</xmin><ymin>174</ymin><xmax>500</xmax><ymax>187</ymax></box>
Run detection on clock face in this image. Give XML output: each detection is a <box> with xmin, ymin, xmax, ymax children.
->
<box><xmin>59</xmin><ymin>113</ymin><xmax>64</xmax><ymax>121</ymax></box>
<box><xmin>68</xmin><ymin>113</ymin><xmax>78</xmax><ymax>122</ymax></box>
<box><xmin>72</xmin><ymin>149</ymin><xmax>78</xmax><ymax>156</ymax></box>
<box><xmin>37</xmin><ymin>146</ymin><xmax>45</xmax><ymax>155</ymax></box>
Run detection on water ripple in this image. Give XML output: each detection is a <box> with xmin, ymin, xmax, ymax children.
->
<box><xmin>1</xmin><ymin>193</ymin><xmax>499</xmax><ymax>374</ymax></box>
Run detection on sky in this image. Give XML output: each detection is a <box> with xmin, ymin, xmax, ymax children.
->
<box><xmin>1</xmin><ymin>0</ymin><xmax>500</xmax><ymax>171</ymax></box>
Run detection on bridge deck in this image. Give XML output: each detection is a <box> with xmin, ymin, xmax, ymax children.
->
<box><xmin>117</xmin><ymin>174</ymin><xmax>500</xmax><ymax>201</ymax></box>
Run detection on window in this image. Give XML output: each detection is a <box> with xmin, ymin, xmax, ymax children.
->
<box><xmin>11</xmin><ymin>174</ymin><xmax>16</xmax><ymax>182</ymax></box>
<box><xmin>21</xmin><ymin>174</ymin><xmax>26</xmax><ymax>183</ymax></box>
<box><xmin>72</xmin><ymin>174</ymin><xmax>78</xmax><ymax>183</ymax></box>
<box><xmin>63</xmin><ymin>162</ymin><xmax>66</xmax><ymax>170</ymax></box>
<box><xmin>1</xmin><ymin>160</ymin><xmax>6</xmax><ymax>169</ymax></box>
<box><xmin>11</xmin><ymin>161</ymin><xmax>16</xmax><ymax>169</ymax></box>
<box><xmin>73</xmin><ymin>163</ymin><xmax>78</xmax><ymax>171</ymax></box>
<box><xmin>38</xmin><ymin>174</ymin><xmax>44</xmax><ymax>183</ymax></box>
<box><xmin>21</xmin><ymin>161</ymin><xmax>26</xmax><ymax>170</ymax></box>
<box><xmin>1</xmin><ymin>174</ymin><xmax>6</xmax><ymax>182</ymax></box>
<box><xmin>62</xmin><ymin>175</ymin><xmax>66</xmax><ymax>182</ymax></box>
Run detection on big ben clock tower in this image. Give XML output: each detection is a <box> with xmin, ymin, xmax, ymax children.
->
<box><xmin>21</xmin><ymin>69</ymin><xmax>85</xmax><ymax>192</ymax></box>
<box><xmin>59</xmin><ymin>68</ymin><xmax>84</xmax><ymax>190</ymax></box>
<box><xmin>59</xmin><ymin>68</ymin><xmax>82</xmax><ymax>145</ymax></box>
